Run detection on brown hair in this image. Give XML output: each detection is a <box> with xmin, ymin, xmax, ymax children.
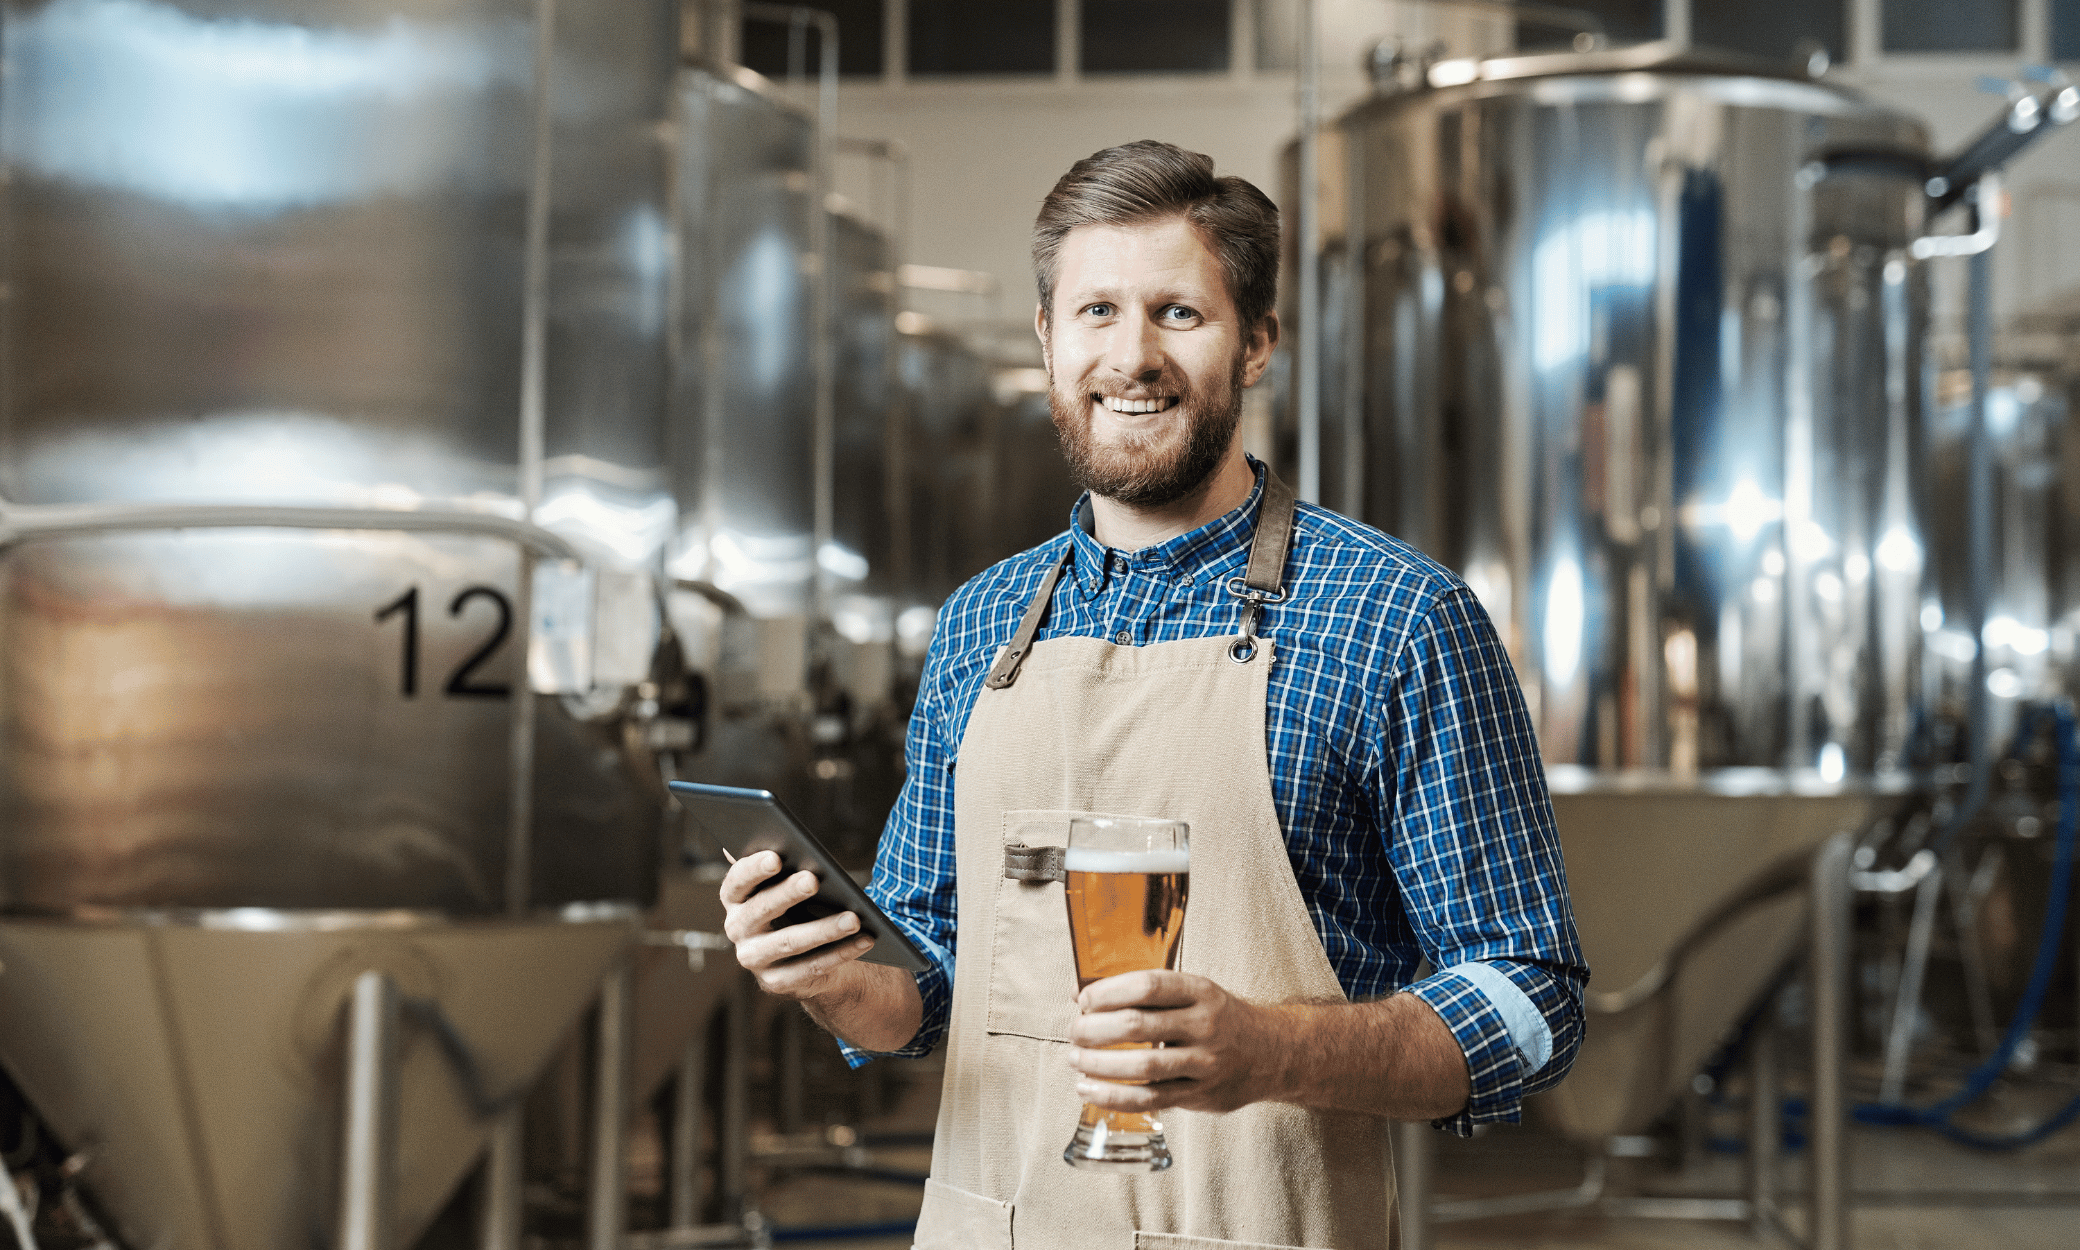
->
<box><xmin>1032</xmin><ymin>140</ymin><xmax>1280</xmax><ymax>330</ymax></box>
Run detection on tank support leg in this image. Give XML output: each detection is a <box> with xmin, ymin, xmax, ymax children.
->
<box><xmin>339</xmin><ymin>971</ymin><xmax>401</xmax><ymax>1250</ymax></box>
<box><xmin>1747</xmin><ymin>1004</ymin><xmax>1779</xmax><ymax>1240</ymax></box>
<box><xmin>589</xmin><ymin>961</ymin><xmax>633</xmax><ymax>1250</ymax></box>
<box><xmin>1809</xmin><ymin>832</ymin><xmax>1854</xmax><ymax>1250</ymax></box>
<box><xmin>478</xmin><ymin>1107</ymin><xmax>524</xmax><ymax>1250</ymax></box>
<box><xmin>1393</xmin><ymin>1118</ymin><xmax>1432</xmax><ymax>1250</ymax></box>
<box><xmin>670</xmin><ymin>1032</ymin><xmax>705</xmax><ymax>1229</ymax></box>
<box><xmin>722</xmin><ymin>975</ymin><xmax>753</xmax><ymax>1226</ymax></box>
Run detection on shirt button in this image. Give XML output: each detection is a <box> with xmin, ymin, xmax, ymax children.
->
<box><xmin>1182</xmin><ymin>574</ymin><xmax>1195</xmax><ymax>586</ymax></box>
<box><xmin>1114</xmin><ymin>629</ymin><xmax>1132</xmax><ymax>645</ymax></box>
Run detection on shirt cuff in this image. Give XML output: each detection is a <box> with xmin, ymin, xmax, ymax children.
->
<box><xmin>1403</xmin><ymin>965</ymin><xmax>1531</xmax><ymax>1136</ymax></box>
<box><xmin>1440</xmin><ymin>960</ymin><xmax>1553</xmax><ymax>1076</ymax></box>
<box><xmin>835</xmin><ymin>947</ymin><xmax>953</xmax><ymax>1068</ymax></box>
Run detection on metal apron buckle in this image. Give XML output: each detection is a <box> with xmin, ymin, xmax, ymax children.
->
<box><xmin>1224</xmin><ymin>576</ymin><xmax>1287</xmax><ymax>664</ymax></box>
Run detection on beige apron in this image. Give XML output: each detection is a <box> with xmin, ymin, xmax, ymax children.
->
<box><xmin>913</xmin><ymin>475</ymin><xmax>1397</xmax><ymax>1250</ymax></box>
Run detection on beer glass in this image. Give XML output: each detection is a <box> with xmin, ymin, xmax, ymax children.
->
<box><xmin>1061</xmin><ymin>814</ymin><xmax>1190</xmax><ymax>1170</ymax></box>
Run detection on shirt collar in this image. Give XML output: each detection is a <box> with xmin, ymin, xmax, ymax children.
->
<box><xmin>1067</xmin><ymin>458</ymin><xmax>1269</xmax><ymax>597</ymax></box>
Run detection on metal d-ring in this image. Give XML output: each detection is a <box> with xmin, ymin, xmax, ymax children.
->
<box><xmin>1228</xmin><ymin>636</ymin><xmax>1258</xmax><ymax>664</ymax></box>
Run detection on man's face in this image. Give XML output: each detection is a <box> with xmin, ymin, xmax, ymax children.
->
<box><xmin>1039</xmin><ymin>215</ymin><xmax>1276</xmax><ymax>508</ymax></box>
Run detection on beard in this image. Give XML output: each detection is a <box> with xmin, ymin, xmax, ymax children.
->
<box><xmin>1049</xmin><ymin>350</ymin><xmax>1246</xmax><ymax>509</ymax></box>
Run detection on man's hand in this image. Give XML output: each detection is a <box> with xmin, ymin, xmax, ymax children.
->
<box><xmin>1067</xmin><ymin>970</ymin><xmax>1285</xmax><ymax>1113</ymax></box>
<box><xmin>1067</xmin><ymin>970</ymin><xmax>1474</xmax><ymax>1121</ymax></box>
<box><xmin>717</xmin><ymin>851</ymin><xmax>925</xmax><ymax>1053</ymax></box>
<box><xmin>719</xmin><ymin>851</ymin><xmax>874</xmax><ymax>1000</ymax></box>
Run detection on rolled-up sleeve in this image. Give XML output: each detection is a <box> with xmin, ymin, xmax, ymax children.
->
<box><xmin>1375</xmin><ymin>586</ymin><xmax>1589</xmax><ymax>1133</ymax></box>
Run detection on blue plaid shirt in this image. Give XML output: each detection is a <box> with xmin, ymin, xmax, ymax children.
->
<box><xmin>851</xmin><ymin>461</ymin><xmax>1588</xmax><ymax>1133</ymax></box>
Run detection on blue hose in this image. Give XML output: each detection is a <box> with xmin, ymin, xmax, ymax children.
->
<box><xmin>1853</xmin><ymin>701</ymin><xmax>2080</xmax><ymax>1150</ymax></box>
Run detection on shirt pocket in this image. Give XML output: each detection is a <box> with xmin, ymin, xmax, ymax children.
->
<box><xmin>983</xmin><ymin>808</ymin><xmax>1087</xmax><ymax>1042</ymax></box>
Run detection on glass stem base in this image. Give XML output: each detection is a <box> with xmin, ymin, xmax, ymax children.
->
<box><xmin>1062</xmin><ymin>1103</ymin><xmax>1171</xmax><ymax>1171</ymax></box>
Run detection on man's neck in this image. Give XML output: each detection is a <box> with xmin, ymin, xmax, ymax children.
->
<box><xmin>1087</xmin><ymin>449</ymin><xmax>1257</xmax><ymax>551</ymax></box>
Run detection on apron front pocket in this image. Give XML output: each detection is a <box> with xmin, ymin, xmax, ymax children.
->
<box><xmin>915</xmin><ymin>1177</ymin><xmax>1012</xmax><ymax>1250</ymax></box>
<box><xmin>984</xmin><ymin>810</ymin><xmax>1088</xmax><ymax>1041</ymax></box>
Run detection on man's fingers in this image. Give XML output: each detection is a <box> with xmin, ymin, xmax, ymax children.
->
<box><xmin>1075</xmin><ymin>969</ymin><xmax>1205</xmax><ymax>1014</ymax></box>
<box><xmin>718</xmin><ymin>851</ymin><xmax>786</xmax><ymax>906</ymax></box>
<box><xmin>722</xmin><ymin>865</ymin><xmax>822</xmax><ymax>940</ymax></box>
<box><xmin>735</xmin><ymin>908</ymin><xmax>861</xmax><ymax>970</ymax></box>
<box><xmin>1068</xmin><ymin>1005</ymin><xmax>1201</xmax><ymax>1049</ymax></box>
<box><xmin>1070</xmin><ymin>1044</ymin><xmax>1201</xmax><ymax>1084</ymax></box>
<box><xmin>1073</xmin><ymin>1074</ymin><xmax>1195</xmax><ymax>1113</ymax></box>
<box><xmin>754</xmin><ymin>933</ymin><xmax>875</xmax><ymax>994</ymax></box>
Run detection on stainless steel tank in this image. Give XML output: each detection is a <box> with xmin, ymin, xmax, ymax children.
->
<box><xmin>826</xmin><ymin>207</ymin><xmax>903</xmax><ymax>718</ymax></box>
<box><xmin>1300</xmin><ymin>40</ymin><xmax>1934</xmax><ymax>1140</ymax></box>
<box><xmin>0</xmin><ymin>0</ymin><xmax>678</xmax><ymax>1242</ymax></box>
<box><xmin>898</xmin><ymin>324</ymin><xmax>1000</xmax><ymax>608</ymax></box>
<box><xmin>668</xmin><ymin>63</ymin><xmax>818</xmax><ymax>633</ymax></box>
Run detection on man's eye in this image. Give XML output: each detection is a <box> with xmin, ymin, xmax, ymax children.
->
<box><xmin>1085</xmin><ymin>303</ymin><xmax>1114</xmax><ymax>318</ymax></box>
<box><xmin>1161</xmin><ymin>305</ymin><xmax>1199</xmax><ymax>323</ymax></box>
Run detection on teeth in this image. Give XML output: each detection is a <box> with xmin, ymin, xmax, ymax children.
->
<box><xmin>1102</xmin><ymin>396</ymin><xmax>1174</xmax><ymax>414</ymax></box>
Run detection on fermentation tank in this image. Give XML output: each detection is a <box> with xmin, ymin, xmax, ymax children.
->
<box><xmin>898</xmin><ymin>325</ymin><xmax>1000</xmax><ymax>607</ymax></box>
<box><xmin>1305</xmin><ymin>41</ymin><xmax>1933</xmax><ymax>1138</ymax></box>
<box><xmin>0</xmin><ymin>0</ymin><xmax>678</xmax><ymax>1243</ymax></box>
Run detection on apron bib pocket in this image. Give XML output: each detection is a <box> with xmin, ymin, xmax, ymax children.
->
<box><xmin>983</xmin><ymin>809</ymin><xmax>1091</xmax><ymax>1042</ymax></box>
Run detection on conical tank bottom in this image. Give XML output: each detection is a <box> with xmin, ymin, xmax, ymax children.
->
<box><xmin>0</xmin><ymin>909</ymin><xmax>637</xmax><ymax>1250</ymax></box>
<box><xmin>1535</xmin><ymin>771</ymin><xmax>1891</xmax><ymax>1142</ymax></box>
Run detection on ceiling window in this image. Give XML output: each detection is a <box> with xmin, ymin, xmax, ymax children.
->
<box><xmin>741</xmin><ymin>0</ymin><xmax>886</xmax><ymax>78</ymax></box>
<box><xmin>1082</xmin><ymin>1</ymin><xmax>1231</xmax><ymax>74</ymax></box>
<box><xmin>909</xmin><ymin>0</ymin><xmax>1056</xmax><ymax>74</ymax></box>
<box><xmin>1884</xmin><ymin>0</ymin><xmax>2018</xmax><ymax>52</ymax></box>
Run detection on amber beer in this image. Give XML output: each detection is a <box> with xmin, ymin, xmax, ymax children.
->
<box><xmin>1060</xmin><ymin>817</ymin><xmax>1189</xmax><ymax>1171</ymax></box>
<box><xmin>1064</xmin><ymin>848</ymin><xmax>1190</xmax><ymax>987</ymax></box>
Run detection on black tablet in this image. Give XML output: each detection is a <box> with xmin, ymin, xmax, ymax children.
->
<box><xmin>669</xmin><ymin>780</ymin><xmax>933</xmax><ymax>973</ymax></box>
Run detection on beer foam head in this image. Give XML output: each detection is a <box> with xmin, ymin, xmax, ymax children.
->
<box><xmin>1063</xmin><ymin>847</ymin><xmax>1189</xmax><ymax>874</ymax></box>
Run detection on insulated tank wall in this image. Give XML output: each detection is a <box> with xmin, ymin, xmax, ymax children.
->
<box><xmin>0</xmin><ymin>0</ymin><xmax>678</xmax><ymax>913</ymax></box>
<box><xmin>1326</xmin><ymin>47</ymin><xmax>1933</xmax><ymax>776</ymax></box>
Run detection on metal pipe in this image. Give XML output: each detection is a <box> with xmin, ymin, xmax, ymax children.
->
<box><xmin>589</xmin><ymin>962</ymin><xmax>635</xmax><ymax>1250</ymax></box>
<box><xmin>1747</xmin><ymin>1006</ymin><xmax>1779</xmax><ymax>1240</ymax></box>
<box><xmin>832</xmin><ymin>136</ymin><xmax>911</xmax><ymax>271</ymax></box>
<box><xmin>743</xmin><ymin>3</ymin><xmax>838</xmax><ymax>630</ymax></box>
<box><xmin>720</xmin><ymin>974</ymin><xmax>753</xmax><ymax>1222</ymax></box>
<box><xmin>779</xmin><ymin>1008</ymin><xmax>806</xmax><ymax>1135</ymax></box>
<box><xmin>1928</xmin><ymin>83</ymin><xmax>2080</xmax><ymax>213</ymax></box>
<box><xmin>339</xmin><ymin>971</ymin><xmax>402</xmax><ymax>1250</ymax></box>
<box><xmin>478</xmin><ymin>1108</ymin><xmax>525</xmax><ymax>1250</ymax></box>
<box><xmin>506</xmin><ymin>552</ymin><xmax>537</xmax><ymax>915</ymax></box>
<box><xmin>1393</xmin><ymin>1119</ymin><xmax>1432</xmax><ymax>1250</ymax></box>
<box><xmin>1295</xmin><ymin>0</ymin><xmax>1322</xmax><ymax>504</ymax></box>
<box><xmin>1809</xmin><ymin>832</ymin><xmax>1854</xmax><ymax>1250</ymax></box>
<box><xmin>670</xmin><ymin>1034</ymin><xmax>706</xmax><ymax>1229</ymax></box>
<box><xmin>0</xmin><ymin>501</ymin><xmax>582</xmax><ymax>561</ymax></box>
<box><xmin>521</xmin><ymin>0</ymin><xmax>556</xmax><ymax>516</ymax></box>
<box><xmin>1881</xmin><ymin>858</ymin><xmax>1944</xmax><ymax>1102</ymax></box>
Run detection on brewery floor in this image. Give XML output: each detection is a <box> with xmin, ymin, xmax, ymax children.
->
<box><xmin>741</xmin><ymin>1044</ymin><xmax>2080</xmax><ymax>1250</ymax></box>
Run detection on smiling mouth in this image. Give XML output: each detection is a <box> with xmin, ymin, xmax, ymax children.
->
<box><xmin>1098</xmin><ymin>395</ymin><xmax>1179</xmax><ymax>414</ymax></box>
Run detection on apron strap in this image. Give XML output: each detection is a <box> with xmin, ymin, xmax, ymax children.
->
<box><xmin>983</xmin><ymin>552</ymin><xmax>1069</xmax><ymax>690</ymax></box>
<box><xmin>1225</xmin><ymin>470</ymin><xmax>1298</xmax><ymax>664</ymax></box>
<box><xmin>985</xmin><ymin>469</ymin><xmax>1301</xmax><ymax>687</ymax></box>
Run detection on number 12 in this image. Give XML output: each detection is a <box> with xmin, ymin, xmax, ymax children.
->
<box><xmin>374</xmin><ymin>585</ymin><xmax>514</xmax><ymax>699</ymax></box>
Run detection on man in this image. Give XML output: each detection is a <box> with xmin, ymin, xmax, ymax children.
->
<box><xmin>722</xmin><ymin>140</ymin><xmax>1586</xmax><ymax>1250</ymax></box>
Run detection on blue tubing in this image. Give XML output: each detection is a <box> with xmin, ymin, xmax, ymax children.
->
<box><xmin>1853</xmin><ymin>701</ymin><xmax>2080</xmax><ymax>1150</ymax></box>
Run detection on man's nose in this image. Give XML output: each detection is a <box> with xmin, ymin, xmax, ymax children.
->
<box><xmin>1102</xmin><ymin>315</ymin><xmax>1165</xmax><ymax>381</ymax></box>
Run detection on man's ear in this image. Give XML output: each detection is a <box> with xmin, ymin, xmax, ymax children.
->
<box><xmin>1034</xmin><ymin>302</ymin><xmax>1052</xmax><ymax>374</ymax></box>
<box><xmin>1241</xmin><ymin>311</ymin><xmax>1279</xmax><ymax>388</ymax></box>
